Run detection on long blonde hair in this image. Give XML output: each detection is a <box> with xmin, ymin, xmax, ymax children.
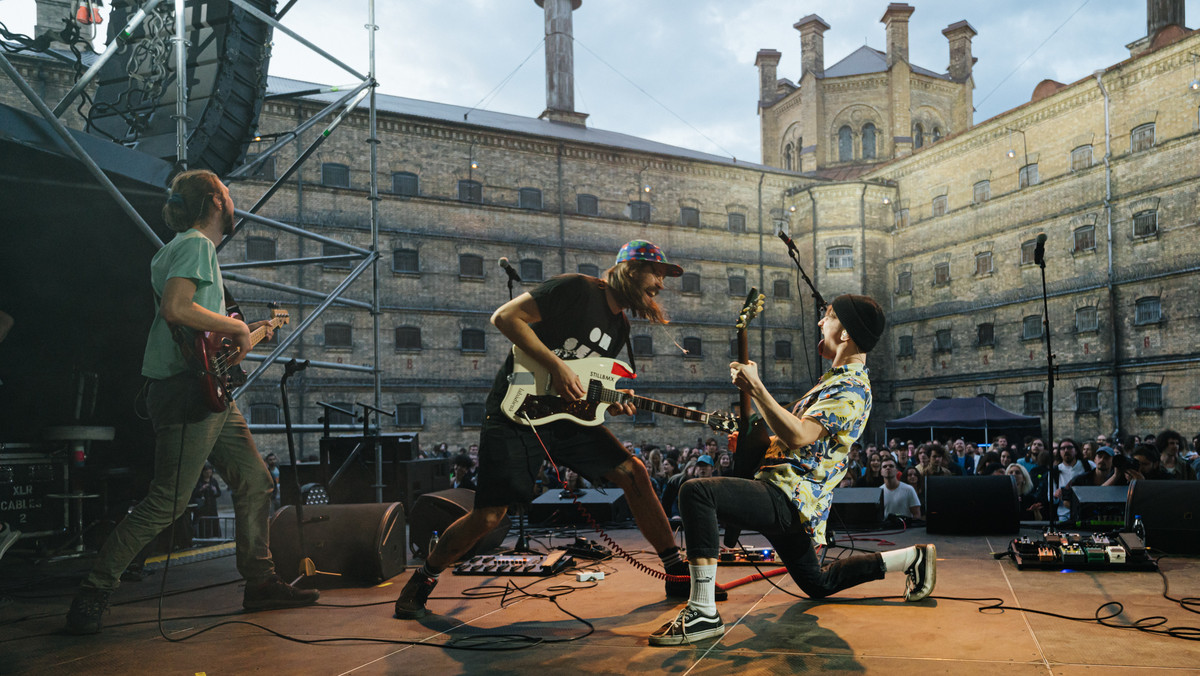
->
<box><xmin>162</xmin><ymin>169</ymin><xmax>223</xmax><ymax>233</ymax></box>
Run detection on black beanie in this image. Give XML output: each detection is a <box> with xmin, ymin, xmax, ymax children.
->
<box><xmin>831</xmin><ymin>294</ymin><xmax>886</xmax><ymax>353</ymax></box>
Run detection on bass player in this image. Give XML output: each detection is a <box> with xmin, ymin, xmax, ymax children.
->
<box><xmin>66</xmin><ymin>170</ymin><xmax>317</xmax><ymax>634</ymax></box>
<box><xmin>394</xmin><ymin>240</ymin><xmax>703</xmax><ymax>619</ymax></box>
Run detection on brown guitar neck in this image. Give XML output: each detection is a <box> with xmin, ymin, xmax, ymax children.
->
<box><xmin>737</xmin><ymin>328</ymin><xmax>751</xmax><ymax>429</ymax></box>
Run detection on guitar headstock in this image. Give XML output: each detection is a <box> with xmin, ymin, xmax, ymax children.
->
<box><xmin>735</xmin><ymin>287</ymin><xmax>766</xmax><ymax>329</ymax></box>
<box><xmin>270</xmin><ymin>308</ymin><xmax>290</xmax><ymax>326</ymax></box>
<box><xmin>707</xmin><ymin>410</ymin><xmax>739</xmax><ymax>434</ymax></box>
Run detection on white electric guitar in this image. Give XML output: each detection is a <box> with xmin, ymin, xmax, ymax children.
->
<box><xmin>500</xmin><ymin>346</ymin><xmax>736</xmax><ymax>432</ymax></box>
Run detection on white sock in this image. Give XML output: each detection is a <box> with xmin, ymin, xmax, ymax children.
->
<box><xmin>879</xmin><ymin>546</ymin><xmax>918</xmax><ymax>573</ymax></box>
<box><xmin>687</xmin><ymin>564</ymin><xmax>718</xmax><ymax>615</ymax></box>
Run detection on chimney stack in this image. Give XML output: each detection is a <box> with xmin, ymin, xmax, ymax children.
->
<box><xmin>537</xmin><ymin>0</ymin><xmax>587</xmax><ymax>126</ymax></box>
<box><xmin>942</xmin><ymin>20</ymin><xmax>977</xmax><ymax>82</ymax></box>
<box><xmin>794</xmin><ymin>15</ymin><xmax>830</xmax><ymax>79</ymax></box>
<box><xmin>755</xmin><ymin>49</ymin><xmax>782</xmax><ymax>107</ymax></box>
<box><xmin>1146</xmin><ymin>0</ymin><xmax>1185</xmax><ymax>38</ymax></box>
<box><xmin>881</xmin><ymin>3</ymin><xmax>916</xmax><ymax>68</ymax></box>
<box><xmin>35</xmin><ymin>0</ymin><xmax>76</xmax><ymax>50</ymax></box>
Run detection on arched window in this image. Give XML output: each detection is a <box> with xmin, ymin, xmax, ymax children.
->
<box><xmin>838</xmin><ymin>125</ymin><xmax>853</xmax><ymax>162</ymax></box>
<box><xmin>932</xmin><ymin>127</ymin><xmax>942</xmax><ymax>142</ymax></box>
<box><xmin>913</xmin><ymin>124</ymin><xmax>924</xmax><ymax>149</ymax></box>
<box><xmin>783</xmin><ymin>142</ymin><xmax>794</xmax><ymax>170</ymax></box>
<box><xmin>861</xmin><ymin>124</ymin><xmax>876</xmax><ymax>160</ymax></box>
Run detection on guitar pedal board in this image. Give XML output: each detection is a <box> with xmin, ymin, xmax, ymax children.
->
<box><xmin>718</xmin><ymin>547</ymin><xmax>781</xmax><ymax>566</ymax></box>
<box><xmin>453</xmin><ymin>550</ymin><xmax>576</xmax><ymax>577</ymax></box>
<box><xmin>1010</xmin><ymin>530</ymin><xmax>1155</xmax><ymax>571</ymax></box>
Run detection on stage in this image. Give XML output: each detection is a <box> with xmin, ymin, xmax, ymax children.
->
<box><xmin>2</xmin><ymin>524</ymin><xmax>1198</xmax><ymax>675</ymax></box>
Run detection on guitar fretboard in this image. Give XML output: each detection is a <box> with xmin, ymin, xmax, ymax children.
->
<box><xmin>593</xmin><ymin>386</ymin><xmax>708</xmax><ymax>423</ymax></box>
<box><xmin>247</xmin><ymin>318</ymin><xmax>286</xmax><ymax>349</ymax></box>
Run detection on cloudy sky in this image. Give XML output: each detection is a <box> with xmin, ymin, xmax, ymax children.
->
<box><xmin>3</xmin><ymin>0</ymin><xmax>1197</xmax><ymax>162</ymax></box>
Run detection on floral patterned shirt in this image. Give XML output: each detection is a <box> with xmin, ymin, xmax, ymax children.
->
<box><xmin>754</xmin><ymin>364</ymin><xmax>872</xmax><ymax>547</ymax></box>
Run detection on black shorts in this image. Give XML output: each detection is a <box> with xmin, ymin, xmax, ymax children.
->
<box><xmin>474</xmin><ymin>413</ymin><xmax>631</xmax><ymax>509</ymax></box>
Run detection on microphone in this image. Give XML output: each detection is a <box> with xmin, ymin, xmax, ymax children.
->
<box><xmin>499</xmin><ymin>257</ymin><xmax>521</xmax><ymax>282</ymax></box>
<box><xmin>776</xmin><ymin>228</ymin><xmax>799</xmax><ymax>255</ymax></box>
<box><xmin>1034</xmin><ymin>233</ymin><xmax>1047</xmax><ymax>266</ymax></box>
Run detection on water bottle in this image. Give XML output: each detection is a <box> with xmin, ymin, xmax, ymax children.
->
<box><xmin>427</xmin><ymin>530</ymin><xmax>440</xmax><ymax>559</ymax></box>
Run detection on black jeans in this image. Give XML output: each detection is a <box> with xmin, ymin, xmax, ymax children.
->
<box><xmin>678</xmin><ymin>477</ymin><xmax>884</xmax><ymax>599</ymax></box>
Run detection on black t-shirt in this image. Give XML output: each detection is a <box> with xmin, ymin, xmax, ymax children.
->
<box><xmin>485</xmin><ymin>274</ymin><xmax>630</xmax><ymax>415</ymax></box>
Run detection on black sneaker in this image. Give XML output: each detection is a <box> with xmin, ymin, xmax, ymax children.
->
<box><xmin>243</xmin><ymin>574</ymin><xmax>320</xmax><ymax>610</ymax></box>
<box><xmin>648</xmin><ymin>605</ymin><xmax>725</xmax><ymax>646</ymax></box>
<box><xmin>904</xmin><ymin>544</ymin><xmax>936</xmax><ymax>602</ymax></box>
<box><xmin>65</xmin><ymin>587</ymin><xmax>111</xmax><ymax>635</ymax></box>
<box><xmin>394</xmin><ymin>569</ymin><xmax>438</xmax><ymax>619</ymax></box>
<box><xmin>664</xmin><ymin>561</ymin><xmax>727</xmax><ymax>601</ymax></box>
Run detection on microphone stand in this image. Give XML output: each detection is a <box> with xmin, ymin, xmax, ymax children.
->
<box><xmin>1037</xmin><ymin>253</ymin><xmax>1058</xmax><ymax>527</ymax></box>
<box><xmin>280</xmin><ymin>358</ymin><xmax>313</xmax><ymax>585</ymax></box>
<box><xmin>496</xmin><ymin>259</ymin><xmax>531</xmax><ymax>554</ymax></box>
<box><xmin>778</xmin><ymin>233</ymin><xmax>827</xmax><ymax>383</ymax></box>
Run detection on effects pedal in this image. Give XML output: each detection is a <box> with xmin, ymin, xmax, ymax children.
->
<box><xmin>1010</xmin><ymin>529</ymin><xmax>1156</xmax><ymax>571</ymax></box>
<box><xmin>562</xmin><ymin>537</ymin><xmax>611</xmax><ymax>560</ymax></box>
<box><xmin>717</xmin><ymin>547</ymin><xmax>781</xmax><ymax>566</ymax></box>
<box><xmin>454</xmin><ymin>552</ymin><xmax>576</xmax><ymax>576</ymax></box>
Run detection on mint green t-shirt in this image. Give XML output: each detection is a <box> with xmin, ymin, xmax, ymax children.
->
<box><xmin>141</xmin><ymin>229</ymin><xmax>226</xmax><ymax>379</ymax></box>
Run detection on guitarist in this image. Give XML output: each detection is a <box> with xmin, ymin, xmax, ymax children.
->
<box><xmin>395</xmin><ymin>240</ymin><xmax>699</xmax><ymax>619</ymax></box>
<box><xmin>66</xmin><ymin>170</ymin><xmax>318</xmax><ymax>635</ymax></box>
<box><xmin>649</xmin><ymin>294</ymin><xmax>937</xmax><ymax>646</ymax></box>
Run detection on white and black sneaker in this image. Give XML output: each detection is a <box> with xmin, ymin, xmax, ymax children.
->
<box><xmin>648</xmin><ymin>606</ymin><xmax>725</xmax><ymax>646</ymax></box>
<box><xmin>904</xmin><ymin>544</ymin><xmax>936</xmax><ymax>601</ymax></box>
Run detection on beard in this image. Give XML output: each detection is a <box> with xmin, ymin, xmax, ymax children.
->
<box><xmin>605</xmin><ymin>262</ymin><xmax>667</xmax><ymax>324</ymax></box>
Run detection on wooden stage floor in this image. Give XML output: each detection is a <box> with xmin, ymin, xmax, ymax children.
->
<box><xmin>2</xmin><ymin>523</ymin><xmax>1199</xmax><ymax>675</ymax></box>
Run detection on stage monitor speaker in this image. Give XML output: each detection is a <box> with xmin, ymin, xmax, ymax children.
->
<box><xmin>829</xmin><ymin>487</ymin><xmax>884</xmax><ymax>529</ymax></box>
<box><xmin>926</xmin><ymin>476</ymin><xmax>1019</xmax><ymax>535</ymax></box>
<box><xmin>269</xmin><ymin>502</ymin><xmax>406</xmax><ymax>588</ymax></box>
<box><xmin>528</xmin><ymin>488</ymin><xmax>629</xmax><ymax>526</ymax></box>
<box><xmin>1072</xmin><ymin>485</ymin><xmax>1129</xmax><ymax>528</ymax></box>
<box><xmin>1125</xmin><ymin>480</ymin><xmax>1200</xmax><ymax>555</ymax></box>
<box><xmin>408</xmin><ymin>488</ymin><xmax>510</xmax><ymax>560</ymax></box>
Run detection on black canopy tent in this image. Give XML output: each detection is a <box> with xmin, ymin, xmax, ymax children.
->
<box><xmin>885</xmin><ymin>397</ymin><xmax>1042</xmax><ymax>445</ymax></box>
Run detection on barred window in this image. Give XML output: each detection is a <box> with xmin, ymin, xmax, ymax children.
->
<box><xmin>633</xmin><ymin>408</ymin><xmax>656</xmax><ymax>425</ymax></box>
<box><xmin>326</xmin><ymin>402</ymin><xmax>356</xmax><ymax>426</ymax></box>
<box><xmin>459</xmin><ymin>254</ymin><xmax>484</xmax><ymax>278</ymax></box>
<box><xmin>1076</xmin><ymin>388</ymin><xmax>1099</xmax><ymax>413</ymax></box>
<box><xmin>681</xmin><ymin>272</ymin><xmax>701</xmax><ymax>294</ymax></box>
<box><xmin>578</xmin><ymin>263</ymin><xmax>600</xmax><ymax>277</ymax></box>
<box><xmin>895</xmin><ymin>209</ymin><xmax>910</xmax><ymax>229</ymax></box>
<box><xmin>461</xmin><ymin>328</ymin><xmax>485</xmax><ymax>352</ymax></box>
<box><xmin>774</xmin><ymin>340</ymin><xmax>792</xmax><ymax>360</ymax></box>
<box><xmin>975</xmin><ymin>251</ymin><xmax>993</xmax><ymax>276</ymax></box>
<box><xmin>728</xmin><ymin>275</ymin><xmax>747</xmax><ymax>297</ymax></box>
<box><xmin>1133</xmin><ymin>210</ymin><xmax>1157</xmax><ymax>238</ymax></box>
<box><xmin>246</xmin><ymin>153</ymin><xmax>275</xmax><ymax>180</ymax></box>
<box><xmin>973</xmin><ymin>181</ymin><xmax>990</xmax><ymax>204</ymax></box>
<box><xmin>576</xmin><ymin>194</ymin><xmax>599</xmax><ymax>216</ymax></box>
<box><xmin>1073</xmin><ymin>225</ymin><xmax>1095</xmax><ymax>253</ymax></box>
<box><xmin>897</xmin><ymin>271</ymin><xmax>913</xmax><ymax>294</ymax></box>
<box><xmin>773</xmin><ymin>279</ymin><xmax>791</xmax><ymax>298</ymax></box>
<box><xmin>728</xmin><ymin>213</ymin><xmax>746</xmax><ymax>233</ymax></box>
<box><xmin>934</xmin><ymin>262</ymin><xmax>950</xmax><ymax>286</ymax></box>
<box><xmin>1023</xmin><ymin>391</ymin><xmax>1044</xmax><ymax>416</ymax></box>
<box><xmin>935</xmin><ymin>329</ymin><xmax>952</xmax><ymax>353</ymax></box>
<box><xmin>396</xmin><ymin>403</ymin><xmax>422</xmax><ymax>427</ymax></box>
<box><xmin>1019</xmin><ymin>163</ymin><xmax>1039</xmax><ymax>188</ymax></box>
<box><xmin>1021</xmin><ymin>239</ymin><xmax>1038</xmax><ymax>265</ymax></box>
<box><xmin>1130</xmin><ymin>123</ymin><xmax>1155</xmax><ymax>153</ymax></box>
<box><xmin>458</xmin><ymin>179</ymin><xmax>482</xmax><ymax>203</ymax></box>
<box><xmin>246</xmin><ymin>236</ymin><xmax>276</xmax><ymax>261</ymax></box>
<box><xmin>629</xmin><ymin>201</ymin><xmax>651</xmax><ymax>222</ymax></box>
<box><xmin>322</xmin><ymin>242</ymin><xmax>354</xmax><ymax>270</ymax></box>
<box><xmin>519</xmin><ymin>187</ymin><xmax>543</xmax><ymax>210</ymax></box>
<box><xmin>395</xmin><ymin>326</ymin><xmax>421</xmax><ymax>350</ymax></box>
<box><xmin>321</xmin><ymin>162</ymin><xmax>350</xmax><ymax>188</ymax></box>
<box><xmin>682</xmin><ymin>337</ymin><xmax>702</xmax><ymax>357</ymax></box>
<box><xmin>898</xmin><ymin>335</ymin><xmax>914</xmax><ymax>357</ymax></box>
<box><xmin>325</xmin><ymin>323</ymin><xmax>352</xmax><ymax>348</ymax></box>
<box><xmin>1137</xmin><ymin>383</ymin><xmax>1162</xmax><ymax>411</ymax></box>
<box><xmin>1023</xmin><ymin>314</ymin><xmax>1043</xmax><ymax>340</ymax></box>
<box><xmin>932</xmin><ymin>195</ymin><xmax>947</xmax><ymax>217</ymax></box>
<box><xmin>393</xmin><ymin>248</ymin><xmax>419</xmax><ymax>274</ymax></box>
<box><xmin>827</xmin><ymin>247</ymin><xmax>854</xmax><ymax>270</ymax></box>
<box><xmin>520</xmin><ymin>259</ymin><xmax>544</xmax><ymax>283</ymax></box>
<box><xmin>392</xmin><ymin>171</ymin><xmax>418</xmax><ymax>196</ymax></box>
<box><xmin>977</xmin><ymin>322</ymin><xmax>994</xmax><ymax>347</ymax></box>
<box><xmin>462</xmin><ymin>403</ymin><xmax>485</xmax><ymax>427</ymax></box>
<box><xmin>680</xmin><ymin>207</ymin><xmax>700</xmax><ymax>228</ymax></box>
<box><xmin>632</xmin><ymin>335</ymin><xmax>653</xmax><ymax>357</ymax></box>
<box><xmin>249</xmin><ymin>403</ymin><xmax>280</xmax><ymax>425</ymax></box>
<box><xmin>1075</xmin><ymin>306</ymin><xmax>1098</xmax><ymax>333</ymax></box>
<box><xmin>1134</xmin><ymin>297</ymin><xmax>1161</xmax><ymax>325</ymax></box>
<box><xmin>1071</xmin><ymin>145</ymin><xmax>1093</xmax><ymax>172</ymax></box>
<box><xmin>898</xmin><ymin>398</ymin><xmax>914</xmax><ymax>416</ymax></box>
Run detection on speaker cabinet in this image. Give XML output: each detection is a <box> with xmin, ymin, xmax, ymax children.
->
<box><xmin>407</xmin><ymin>488</ymin><xmax>510</xmax><ymax>560</ymax></box>
<box><xmin>269</xmin><ymin>502</ymin><xmax>406</xmax><ymax>587</ymax></box>
<box><xmin>829</xmin><ymin>487</ymin><xmax>884</xmax><ymax>529</ymax></box>
<box><xmin>926</xmin><ymin>476</ymin><xmax>1019</xmax><ymax>535</ymax></box>
<box><xmin>1125</xmin><ymin>480</ymin><xmax>1200</xmax><ymax>555</ymax></box>
<box><xmin>318</xmin><ymin>437</ymin><xmax>449</xmax><ymax>509</ymax></box>
<box><xmin>528</xmin><ymin>488</ymin><xmax>629</xmax><ymax>525</ymax></box>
